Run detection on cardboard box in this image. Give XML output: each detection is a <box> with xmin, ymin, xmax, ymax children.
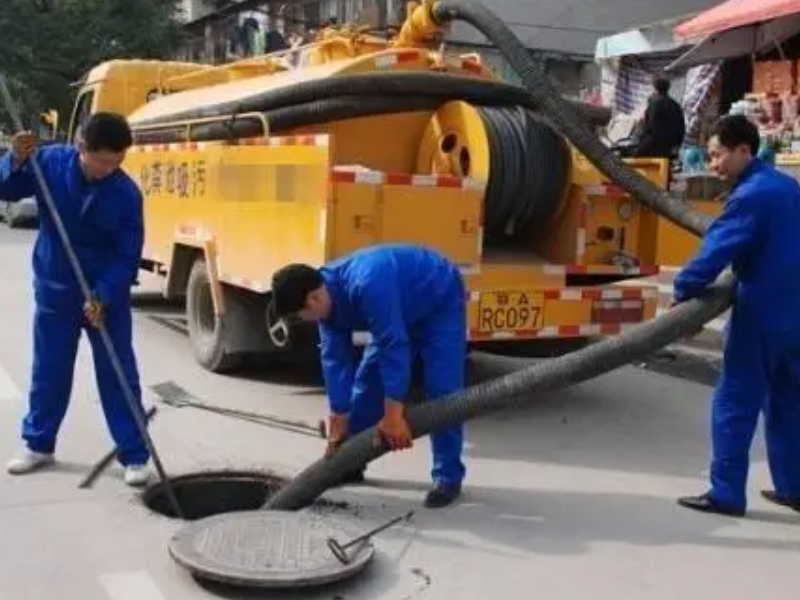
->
<box><xmin>753</xmin><ymin>61</ymin><xmax>795</xmax><ymax>94</ymax></box>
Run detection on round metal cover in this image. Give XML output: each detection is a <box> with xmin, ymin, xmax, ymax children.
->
<box><xmin>168</xmin><ymin>511</ymin><xmax>374</xmax><ymax>588</ymax></box>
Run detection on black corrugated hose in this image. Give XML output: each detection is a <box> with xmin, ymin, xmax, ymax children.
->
<box><xmin>267</xmin><ymin>277</ymin><xmax>732</xmax><ymax>510</ymax></box>
<box><xmin>131</xmin><ymin>71</ymin><xmax>611</xmax><ymax>130</ymax></box>
<box><xmin>133</xmin><ymin>96</ymin><xmax>446</xmax><ymax>144</ymax></box>
<box><xmin>478</xmin><ymin>106</ymin><xmax>570</xmax><ymax>244</ymax></box>
<box><xmin>133</xmin><ymin>94</ymin><xmax>607</xmax><ymax>144</ymax></box>
<box><xmin>266</xmin><ymin>1</ymin><xmax>734</xmax><ymax>511</ymax></box>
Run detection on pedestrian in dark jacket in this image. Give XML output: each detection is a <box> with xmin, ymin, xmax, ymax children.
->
<box><xmin>675</xmin><ymin>115</ymin><xmax>800</xmax><ymax>517</ymax></box>
<box><xmin>635</xmin><ymin>77</ymin><xmax>686</xmax><ymax>158</ymax></box>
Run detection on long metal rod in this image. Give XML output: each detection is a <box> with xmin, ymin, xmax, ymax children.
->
<box><xmin>171</xmin><ymin>402</ymin><xmax>322</xmax><ymax>437</ymax></box>
<box><xmin>338</xmin><ymin>511</ymin><xmax>415</xmax><ymax>550</ymax></box>
<box><xmin>0</xmin><ymin>75</ymin><xmax>184</xmax><ymax>518</ymax></box>
<box><xmin>79</xmin><ymin>406</ymin><xmax>158</xmax><ymax>489</ymax></box>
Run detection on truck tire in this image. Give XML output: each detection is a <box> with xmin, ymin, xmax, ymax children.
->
<box><xmin>186</xmin><ymin>258</ymin><xmax>244</xmax><ymax>373</ymax></box>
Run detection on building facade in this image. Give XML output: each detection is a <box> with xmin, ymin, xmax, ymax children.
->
<box><xmin>176</xmin><ymin>0</ymin><xmax>403</xmax><ymax>64</ymax></box>
<box><xmin>173</xmin><ymin>0</ymin><xmax>718</xmax><ymax>98</ymax></box>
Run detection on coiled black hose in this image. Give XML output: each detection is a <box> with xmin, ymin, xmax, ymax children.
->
<box><xmin>478</xmin><ymin>106</ymin><xmax>569</xmax><ymax>243</ymax></box>
<box><xmin>266</xmin><ymin>2</ymin><xmax>734</xmax><ymax>511</ymax></box>
<box><xmin>432</xmin><ymin>1</ymin><xmax>711</xmax><ymax>237</ymax></box>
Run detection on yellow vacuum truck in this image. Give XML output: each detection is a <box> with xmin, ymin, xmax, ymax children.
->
<box><xmin>63</xmin><ymin>5</ymin><xmax>667</xmax><ymax>372</ymax></box>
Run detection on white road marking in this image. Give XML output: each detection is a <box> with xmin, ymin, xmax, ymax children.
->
<box><xmin>99</xmin><ymin>571</ymin><xmax>166</xmax><ymax>600</ymax></box>
<box><xmin>0</xmin><ymin>363</ymin><xmax>21</xmax><ymax>401</ymax></box>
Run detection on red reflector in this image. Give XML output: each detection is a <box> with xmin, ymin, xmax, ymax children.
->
<box><xmin>592</xmin><ymin>300</ymin><xmax>644</xmax><ymax>323</ymax></box>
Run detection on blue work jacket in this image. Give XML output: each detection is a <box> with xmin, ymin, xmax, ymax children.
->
<box><xmin>0</xmin><ymin>145</ymin><xmax>143</xmax><ymax>308</ymax></box>
<box><xmin>675</xmin><ymin>159</ymin><xmax>800</xmax><ymax>336</ymax></box>
<box><xmin>319</xmin><ymin>244</ymin><xmax>461</xmax><ymax>414</ymax></box>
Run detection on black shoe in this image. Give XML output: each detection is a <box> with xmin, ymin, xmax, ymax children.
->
<box><xmin>424</xmin><ymin>482</ymin><xmax>461</xmax><ymax>509</ymax></box>
<box><xmin>335</xmin><ymin>469</ymin><xmax>365</xmax><ymax>486</ymax></box>
<box><xmin>761</xmin><ymin>490</ymin><xmax>800</xmax><ymax>513</ymax></box>
<box><xmin>677</xmin><ymin>492</ymin><xmax>745</xmax><ymax>517</ymax></box>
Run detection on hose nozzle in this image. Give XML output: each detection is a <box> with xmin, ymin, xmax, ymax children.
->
<box><xmin>393</xmin><ymin>0</ymin><xmax>445</xmax><ymax>47</ymax></box>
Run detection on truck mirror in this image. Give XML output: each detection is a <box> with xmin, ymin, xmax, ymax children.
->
<box><xmin>39</xmin><ymin>109</ymin><xmax>59</xmax><ymax>140</ymax></box>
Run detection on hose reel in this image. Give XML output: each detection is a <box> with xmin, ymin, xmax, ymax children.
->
<box><xmin>417</xmin><ymin>101</ymin><xmax>571</xmax><ymax>246</ymax></box>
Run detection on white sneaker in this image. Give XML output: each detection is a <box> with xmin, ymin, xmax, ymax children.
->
<box><xmin>6</xmin><ymin>450</ymin><xmax>54</xmax><ymax>475</ymax></box>
<box><xmin>124</xmin><ymin>464</ymin><xmax>151</xmax><ymax>487</ymax></box>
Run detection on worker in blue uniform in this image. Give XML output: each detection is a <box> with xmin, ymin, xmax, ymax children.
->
<box><xmin>1</xmin><ymin>113</ymin><xmax>151</xmax><ymax>487</ymax></box>
<box><xmin>271</xmin><ymin>244</ymin><xmax>467</xmax><ymax>508</ymax></box>
<box><xmin>675</xmin><ymin>115</ymin><xmax>800</xmax><ymax>516</ymax></box>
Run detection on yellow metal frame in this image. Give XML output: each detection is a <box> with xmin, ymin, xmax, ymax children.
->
<box><xmin>416</xmin><ymin>101</ymin><xmax>490</xmax><ymax>181</ymax></box>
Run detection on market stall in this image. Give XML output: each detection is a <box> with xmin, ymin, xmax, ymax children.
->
<box><xmin>674</xmin><ymin>0</ymin><xmax>800</xmax><ymax>178</ymax></box>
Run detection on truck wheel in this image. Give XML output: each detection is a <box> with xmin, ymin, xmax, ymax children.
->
<box><xmin>186</xmin><ymin>258</ymin><xmax>243</xmax><ymax>373</ymax></box>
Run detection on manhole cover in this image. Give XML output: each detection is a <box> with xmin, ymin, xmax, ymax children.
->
<box><xmin>169</xmin><ymin>511</ymin><xmax>374</xmax><ymax>588</ymax></box>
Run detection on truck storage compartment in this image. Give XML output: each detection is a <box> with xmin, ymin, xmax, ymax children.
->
<box><xmin>535</xmin><ymin>154</ymin><xmax>668</xmax><ymax>277</ymax></box>
<box><xmin>329</xmin><ymin>166</ymin><xmax>483</xmax><ymax>269</ymax></box>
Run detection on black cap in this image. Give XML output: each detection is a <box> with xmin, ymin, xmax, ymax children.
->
<box><xmin>270</xmin><ymin>264</ymin><xmax>323</xmax><ymax>318</ymax></box>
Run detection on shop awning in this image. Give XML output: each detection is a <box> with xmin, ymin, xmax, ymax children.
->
<box><xmin>595</xmin><ymin>0</ymin><xmax>800</xmax><ymax>72</ymax></box>
<box><xmin>595</xmin><ymin>15</ymin><xmax>691</xmax><ymax>61</ymax></box>
<box><xmin>675</xmin><ymin>0</ymin><xmax>800</xmax><ymax>41</ymax></box>
<box><xmin>664</xmin><ymin>10</ymin><xmax>800</xmax><ymax>71</ymax></box>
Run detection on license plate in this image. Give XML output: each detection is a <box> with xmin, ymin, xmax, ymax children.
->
<box><xmin>478</xmin><ymin>290</ymin><xmax>544</xmax><ymax>332</ymax></box>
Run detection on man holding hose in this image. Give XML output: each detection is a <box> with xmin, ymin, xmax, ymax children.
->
<box><xmin>271</xmin><ymin>244</ymin><xmax>467</xmax><ymax>508</ymax></box>
<box><xmin>675</xmin><ymin>115</ymin><xmax>800</xmax><ymax>517</ymax></box>
<box><xmin>0</xmin><ymin>113</ymin><xmax>151</xmax><ymax>486</ymax></box>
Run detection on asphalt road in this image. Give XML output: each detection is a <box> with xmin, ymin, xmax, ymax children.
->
<box><xmin>0</xmin><ymin>226</ymin><xmax>797</xmax><ymax>600</ymax></box>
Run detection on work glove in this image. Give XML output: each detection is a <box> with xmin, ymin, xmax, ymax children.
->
<box><xmin>11</xmin><ymin>131</ymin><xmax>36</xmax><ymax>167</ymax></box>
<box><xmin>325</xmin><ymin>413</ymin><xmax>349</xmax><ymax>458</ymax></box>
<box><xmin>84</xmin><ymin>297</ymin><xmax>105</xmax><ymax>329</ymax></box>
<box><xmin>375</xmin><ymin>399</ymin><xmax>413</xmax><ymax>452</ymax></box>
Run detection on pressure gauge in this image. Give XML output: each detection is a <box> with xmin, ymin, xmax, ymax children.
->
<box><xmin>618</xmin><ymin>201</ymin><xmax>634</xmax><ymax>221</ymax></box>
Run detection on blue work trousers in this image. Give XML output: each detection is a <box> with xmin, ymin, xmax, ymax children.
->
<box><xmin>22</xmin><ymin>292</ymin><xmax>149</xmax><ymax>466</ymax></box>
<box><xmin>710</xmin><ymin>309</ymin><xmax>800</xmax><ymax>511</ymax></box>
<box><xmin>349</xmin><ymin>282</ymin><xmax>466</xmax><ymax>486</ymax></box>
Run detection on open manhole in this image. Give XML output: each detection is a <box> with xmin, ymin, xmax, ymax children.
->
<box><xmin>143</xmin><ymin>471</ymin><xmax>285</xmax><ymax>520</ymax></box>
